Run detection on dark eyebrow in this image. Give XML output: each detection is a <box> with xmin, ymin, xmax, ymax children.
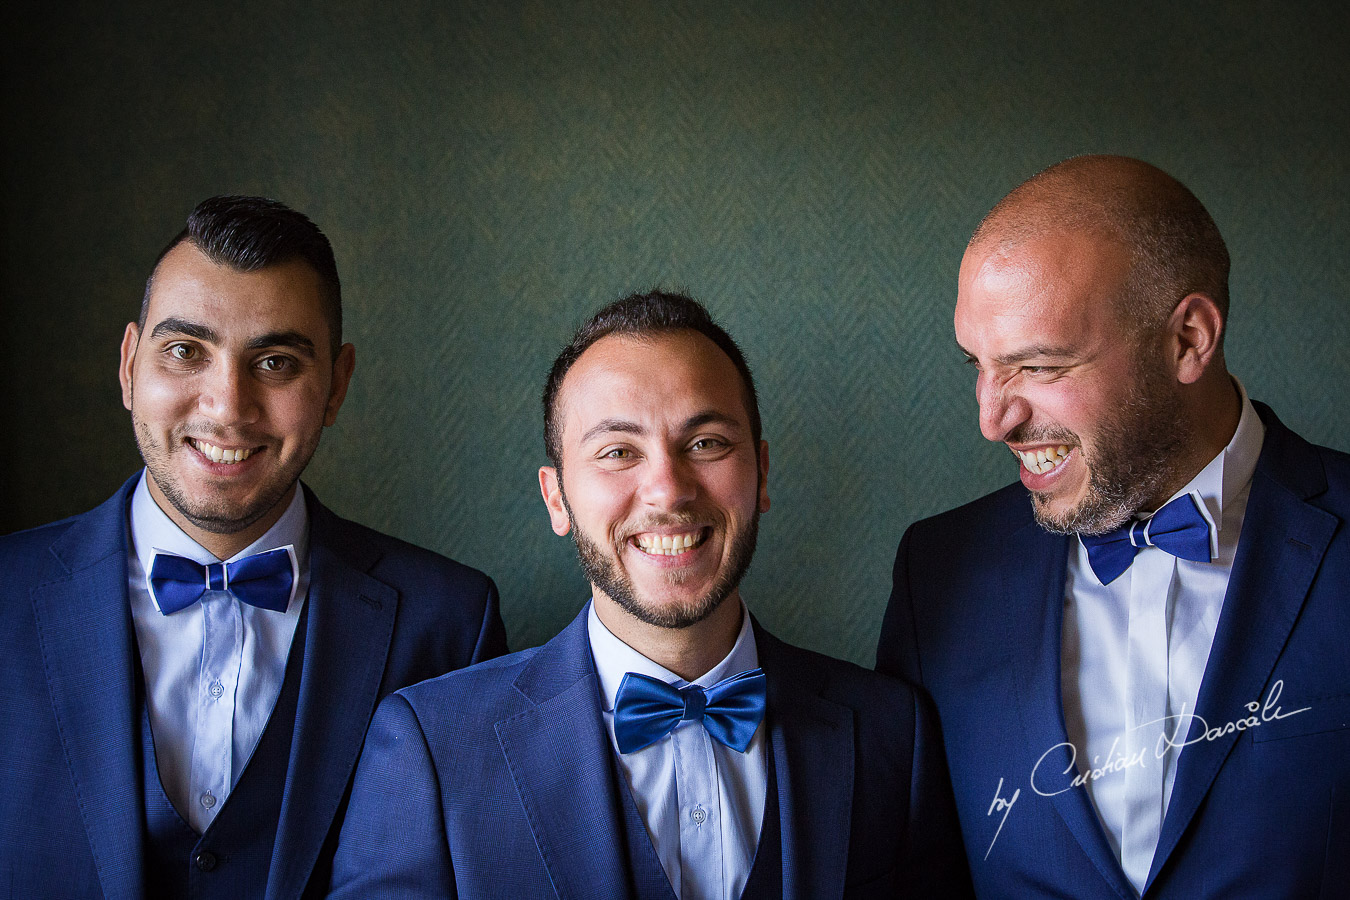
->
<box><xmin>579</xmin><ymin>410</ymin><xmax>745</xmax><ymax>445</ymax></box>
<box><xmin>682</xmin><ymin>411</ymin><xmax>743</xmax><ymax>433</ymax></box>
<box><xmin>955</xmin><ymin>340</ymin><xmax>1077</xmax><ymax>367</ymax></box>
<box><xmin>149</xmin><ymin>317</ymin><xmax>218</xmax><ymax>343</ymax></box>
<box><xmin>247</xmin><ymin>331</ymin><xmax>316</xmax><ymax>357</ymax></box>
<box><xmin>145</xmin><ymin>319</ymin><xmax>315</xmax><ymax>358</ymax></box>
<box><xmin>581</xmin><ymin>418</ymin><xmax>645</xmax><ymax>444</ymax></box>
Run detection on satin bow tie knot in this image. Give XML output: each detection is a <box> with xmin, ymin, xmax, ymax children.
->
<box><xmin>1079</xmin><ymin>492</ymin><xmax>1215</xmax><ymax>585</ymax></box>
<box><xmin>148</xmin><ymin>547</ymin><xmax>296</xmax><ymax>615</ymax></box>
<box><xmin>613</xmin><ymin>668</ymin><xmax>767</xmax><ymax>754</ymax></box>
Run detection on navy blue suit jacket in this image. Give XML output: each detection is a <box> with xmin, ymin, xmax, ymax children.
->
<box><xmin>877</xmin><ymin>403</ymin><xmax>1350</xmax><ymax>898</ymax></box>
<box><xmin>0</xmin><ymin>474</ymin><xmax>508</xmax><ymax>899</ymax></box>
<box><xmin>329</xmin><ymin>605</ymin><xmax>973</xmax><ymax>899</ymax></box>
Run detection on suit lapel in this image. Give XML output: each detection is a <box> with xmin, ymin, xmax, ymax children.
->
<box><xmin>1006</xmin><ymin>516</ymin><xmax>1137</xmax><ymax>900</ymax></box>
<box><xmin>495</xmin><ymin>609</ymin><xmax>635</xmax><ymax>900</ymax></box>
<box><xmin>1147</xmin><ymin>407</ymin><xmax>1336</xmax><ymax>889</ymax></box>
<box><xmin>266</xmin><ymin>493</ymin><xmax>400</xmax><ymax>900</ymax></box>
<box><xmin>755</xmin><ymin>627</ymin><xmax>855</xmax><ymax>900</ymax></box>
<box><xmin>29</xmin><ymin>479</ymin><xmax>145</xmax><ymax>900</ymax></box>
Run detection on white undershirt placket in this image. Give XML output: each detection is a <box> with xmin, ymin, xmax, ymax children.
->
<box><xmin>1119</xmin><ymin>549</ymin><xmax>1175</xmax><ymax>893</ymax></box>
<box><xmin>189</xmin><ymin>591</ymin><xmax>243</xmax><ymax>833</ymax></box>
<box><xmin>673</xmin><ymin>719</ymin><xmax>724</xmax><ymax>900</ymax></box>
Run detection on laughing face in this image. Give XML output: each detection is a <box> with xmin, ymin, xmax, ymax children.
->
<box><xmin>955</xmin><ymin>229</ymin><xmax>1191</xmax><ymax>535</ymax></box>
<box><xmin>119</xmin><ymin>241</ymin><xmax>354</xmax><ymax>556</ymax></box>
<box><xmin>539</xmin><ymin>329</ymin><xmax>769</xmax><ymax>629</ymax></box>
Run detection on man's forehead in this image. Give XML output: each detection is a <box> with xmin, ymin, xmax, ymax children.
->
<box><xmin>960</xmin><ymin>230</ymin><xmax>1129</xmax><ymax>313</ymax></box>
<box><xmin>145</xmin><ymin>244</ymin><xmax>328</xmax><ymax>339</ymax></box>
<box><xmin>559</xmin><ymin>330</ymin><xmax>748</xmax><ymax>436</ymax></box>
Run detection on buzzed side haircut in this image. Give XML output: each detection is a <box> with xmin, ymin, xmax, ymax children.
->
<box><xmin>141</xmin><ymin>196</ymin><xmax>343</xmax><ymax>356</ymax></box>
<box><xmin>542</xmin><ymin>290</ymin><xmax>761</xmax><ymax>470</ymax></box>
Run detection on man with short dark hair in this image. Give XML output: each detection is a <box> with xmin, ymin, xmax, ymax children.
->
<box><xmin>329</xmin><ymin>290</ymin><xmax>972</xmax><ymax>898</ymax></box>
<box><xmin>877</xmin><ymin>156</ymin><xmax>1350</xmax><ymax>897</ymax></box>
<box><xmin>0</xmin><ymin>196</ymin><xmax>507</xmax><ymax>899</ymax></box>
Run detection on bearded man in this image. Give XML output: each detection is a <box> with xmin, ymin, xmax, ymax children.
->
<box><xmin>330</xmin><ymin>290</ymin><xmax>972</xmax><ymax>899</ymax></box>
<box><xmin>0</xmin><ymin>196</ymin><xmax>506</xmax><ymax>899</ymax></box>
<box><xmin>877</xmin><ymin>156</ymin><xmax>1350</xmax><ymax>898</ymax></box>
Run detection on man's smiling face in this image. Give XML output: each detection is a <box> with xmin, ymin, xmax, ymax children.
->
<box><xmin>120</xmin><ymin>241</ymin><xmax>354</xmax><ymax>554</ymax></box>
<box><xmin>540</xmin><ymin>329</ymin><xmax>769</xmax><ymax>629</ymax></box>
<box><xmin>955</xmin><ymin>229</ymin><xmax>1190</xmax><ymax>534</ymax></box>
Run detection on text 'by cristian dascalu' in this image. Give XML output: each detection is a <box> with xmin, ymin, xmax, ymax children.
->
<box><xmin>982</xmin><ymin>679</ymin><xmax>1310</xmax><ymax>859</ymax></box>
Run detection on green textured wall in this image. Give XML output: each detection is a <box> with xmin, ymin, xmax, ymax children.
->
<box><xmin>4</xmin><ymin>1</ymin><xmax>1347</xmax><ymax>663</ymax></box>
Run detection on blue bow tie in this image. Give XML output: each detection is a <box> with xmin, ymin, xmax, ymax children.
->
<box><xmin>613</xmin><ymin>668</ymin><xmax>767</xmax><ymax>755</ymax></box>
<box><xmin>148</xmin><ymin>547</ymin><xmax>296</xmax><ymax>615</ymax></box>
<box><xmin>1079</xmin><ymin>492</ymin><xmax>1215</xmax><ymax>585</ymax></box>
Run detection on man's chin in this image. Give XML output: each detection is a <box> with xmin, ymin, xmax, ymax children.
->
<box><xmin>157</xmin><ymin>480</ymin><xmax>287</xmax><ymax>537</ymax></box>
<box><xmin>174</xmin><ymin>503</ymin><xmax>272</xmax><ymax>535</ymax></box>
<box><xmin>1030</xmin><ymin>489</ymin><xmax>1134</xmax><ymax>536</ymax></box>
<box><xmin>612</xmin><ymin>587</ymin><xmax>731</xmax><ymax>631</ymax></box>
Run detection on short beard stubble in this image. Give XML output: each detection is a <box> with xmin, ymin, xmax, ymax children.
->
<box><xmin>559</xmin><ymin>486</ymin><xmax>760</xmax><ymax>630</ymax></box>
<box><xmin>1029</xmin><ymin>349</ymin><xmax>1193</xmax><ymax>536</ymax></box>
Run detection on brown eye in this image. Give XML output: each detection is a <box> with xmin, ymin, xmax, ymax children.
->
<box><xmin>169</xmin><ymin>344</ymin><xmax>198</xmax><ymax>361</ymax></box>
<box><xmin>258</xmin><ymin>356</ymin><xmax>293</xmax><ymax>373</ymax></box>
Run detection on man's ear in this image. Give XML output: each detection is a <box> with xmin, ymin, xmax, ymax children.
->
<box><xmin>324</xmin><ymin>343</ymin><xmax>357</xmax><ymax>426</ymax></box>
<box><xmin>119</xmin><ymin>323</ymin><xmax>140</xmax><ymax>410</ymax></box>
<box><xmin>1168</xmin><ymin>293</ymin><xmax>1224</xmax><ymax>385</ymax></box>
<box><xmin>539</xmin><ymin>466</ymin><xmax>572</xmax><ymax>536</ymax></box>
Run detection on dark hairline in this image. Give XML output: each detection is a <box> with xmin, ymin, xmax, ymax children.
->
<box><xmin>138</xmin><ymin>197</ymin><xmax>343</xmax><ymax>357</ymax></box>
<box><xmin>541</xmin><ymin>291</ymin><xmax>762</xmax><ymax>470</ymax></box>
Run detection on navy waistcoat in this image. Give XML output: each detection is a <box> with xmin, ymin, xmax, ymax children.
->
<box><xmin>614</xmin><ymin>733</ymin><xmax>782</xmax><ymax>900</ymax></box>
<box><xmin>140</xmin><ymin>603</ymin><xmax>307</xmax><ymax>899</ymax></box>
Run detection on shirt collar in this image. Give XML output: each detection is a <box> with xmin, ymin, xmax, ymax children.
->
<box><xmin>130</xmin><ymin>469</ymin><xmax>311</xmax><ymax>575</ymax></box>
<box><xmin>587</xmin><ymin>599</ymin><xmax>760</xmax><ymax>714</ymax></box>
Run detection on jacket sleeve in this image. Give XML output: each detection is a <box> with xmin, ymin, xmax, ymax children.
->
<box><xmin>327</xmin><ymin>693</ymin><xmax>457</xmax><ymax>900</ymax></box>
<box><xmin>875</xmin><ymin>524</ymin><xmax>924</xmax><ymax>686</ymax></box>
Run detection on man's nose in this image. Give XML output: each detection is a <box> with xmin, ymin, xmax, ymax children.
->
<box><xmin>199</xmin><ymin>360</ymin><xmax>260</xmax><ymax>427</ymax></box>
<box><xmin>638</xmin><ymin>451</ymin><xmax>697</xmax><ymax>509</ymax></box>
<box><xmin>976</xmin><ymin>372</ymin><xmax>1030</xmax><ymax>443</ymax></box>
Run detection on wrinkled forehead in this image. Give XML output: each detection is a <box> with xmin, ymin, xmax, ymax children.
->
<box><xmin>957</xmin><ymin>228</ymin><xmax>1133</xmax><ymax>331</ymax></box>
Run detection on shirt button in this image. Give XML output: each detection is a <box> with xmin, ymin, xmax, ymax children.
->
<box><xmin>209</xmin><ymin>681</ymin><xmax>224</xmax><ymax>699</ymax></box>
<box><xmin>690</xmin><ymin>804</ymin><xmax>708</xmax><ymax>826</ymax></box>
<box><xmin>200</xmin><ymin>791</ymin><xmax>216</xmax><ymax>809</ymax></box>
<box><xmin>195</xmin><ymin>851</ymin><xmax>217</xmax><ymax>872</ymax></box>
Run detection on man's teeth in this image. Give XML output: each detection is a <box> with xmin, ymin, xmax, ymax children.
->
<box><xmin>1016</xmin><ymin>445</ymin><xmax>1070</xmax><ymax>475</ymax></box>
<box><xmin>635</xmin><ymin>532</ymin><xmax>702</xmax><ymax>556</ymax></box>
<box><xmin>192</xmin><ymin>439</ymin><xmax>255</xmax><ymax>464</ymax></box>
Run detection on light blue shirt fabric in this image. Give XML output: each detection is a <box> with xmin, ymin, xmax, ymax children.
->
<box><xmin>127</xmin><ymin>471</ymin><xmax>309</xmax><ymax>834</ymax></box>
<box><xmin>1061</xmin><ymin>381</ymin><xmax>1265</xmax><ymax>894</ymax></box>
<box><xmin>588</xmin><ymin>601</ymin><xmax>767</xmax><ymax>900</ymax></box>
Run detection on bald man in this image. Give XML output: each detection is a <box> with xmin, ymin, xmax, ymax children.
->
<box><xmin>877</xmin><ymin>156</ymin><xmax>1350</xmax><ymax>898</ymax></box>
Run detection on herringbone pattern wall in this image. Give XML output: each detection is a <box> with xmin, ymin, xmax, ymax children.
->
<box><xmin>4</xmin><ymin>1</ymin><xmax>1348</xmax><ymax>661</ymax></box>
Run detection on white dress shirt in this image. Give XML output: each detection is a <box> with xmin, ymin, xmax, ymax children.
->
<box><xmin>1061</xmin><ymin>381</ymin><xmax>1265</xmax><ymax>894</ymax></box>
<box><xmin>588</xmin><ymin>601</ymin><xmax>768</xmax><ymax>900</ymax></box>
<box><xmin>127</xmin><ymin>471</ymin><xmax>309</xmax><ymax>834</ymax></box>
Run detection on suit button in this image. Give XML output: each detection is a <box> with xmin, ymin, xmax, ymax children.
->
<box><xmin>195</xmin><ymin>851</ymin><xmax>217</xmax><ymax>872</ymax></box>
